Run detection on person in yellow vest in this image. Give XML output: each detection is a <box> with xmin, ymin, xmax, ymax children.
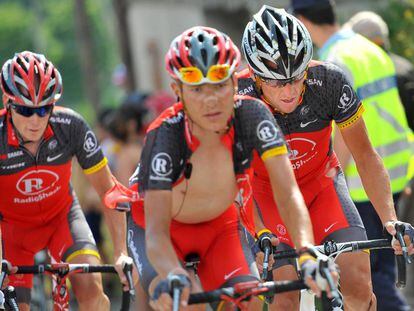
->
<box><xmin>292</xmin><ymin>1</ymin><xmax>413</xmax><ymax>310</ymax></box>
<box><xmin>344</xmin><ymin>10</ymin><xmax>414</xmax><ymax>224</ymax></box>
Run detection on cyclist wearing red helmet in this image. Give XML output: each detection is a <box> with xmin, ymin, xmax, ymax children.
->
<box><xmin>238</xmin><ymin>6</ymin><xmax>414</xmax><ymax>310</ymax></box>
<box><xmin>126</xmin><ymin>26</ymin><xmax>337</xmax><ymax>310</ymax></box>
<box><xmin>0</xmin><ymin>51</ymin><xmax>136</xmax><ymax>310</ymax></box>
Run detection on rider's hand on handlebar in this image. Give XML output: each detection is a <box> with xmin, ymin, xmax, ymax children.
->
<box><xmin>384</xmin><ymin>221</ymin><xmax>414</xmax><ymax>256</ymax></box>
<box><xmin>1</xmin><ymin>260</ymin><xmax>17</xmax><ymax>289</ymax></box>
<box><xmin>298</xmin><ymin>246</ymin><xmax>339</xmax><ymax>298</ymax></box>
<box><xmin>150</xmin><ymin>268</ymin><xmax>191</xmax><ymax>311</ymax></box>
<box><xmin>253</xmin><ymin>229</ymin><xmax>279</xmax><ymax>275</ymax></box>
<box><xmin>114</xmin><ymin>254</ymin><xmax>137</xmax><ymax>291</ymax></box>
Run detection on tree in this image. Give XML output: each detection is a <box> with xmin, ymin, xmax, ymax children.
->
<box><xmin>380</xmin><ymin>0</ymin><xmax>414</xmax><ymax>63</ymax></box>
<box><xmin>0</xmin><ymin>0</ymin><xmax>121</xmax><ymax>119</ymax></box>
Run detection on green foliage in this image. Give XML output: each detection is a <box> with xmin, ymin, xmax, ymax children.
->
<box><xmin>0</xmin><ymin>2</ymin><xmax>36</xmax><ymax>64</ymax></box>
<box><xmin>380</xmin><ymin>0</ymin><xmax>414</xmax><ymax>63</ymax></box>
<box><xmin>0</xmin><ymin>0</ymin><xmax>121</xmax><ymax>122</ymax></box>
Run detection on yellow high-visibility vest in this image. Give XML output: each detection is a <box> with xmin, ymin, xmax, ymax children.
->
<box><xmin>320</xmin><ymin>30</ymin><xmax>413</xmax><ymax>202</ymax></box>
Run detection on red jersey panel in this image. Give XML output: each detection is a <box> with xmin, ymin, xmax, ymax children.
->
<box><xmin>0</xmin><ymin>107</ymin><xmax>106</xmax><ymax>227</ymax></box>
<box><xmin>237</xmin><ymin>61</ymin><xmax>364</xmax><ymax>185</ymax></box>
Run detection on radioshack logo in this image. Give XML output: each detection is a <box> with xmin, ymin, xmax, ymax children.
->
<box><xmin>286</xmin><ymin>138</ymin><xmax>318</xmax><ymax>170</ymax></box>
<box><xmin>257</xmin><ymin>120</ymin><xmax>278</xmax><ymax>143</ymax></box>
<box><xmin>338</xmin><ymin>84</ymin><xmax>355</xmax><ymax>112</ymax></box>
<box><xmin>16</xmin><ymin>170</ymin><xmax>59</xmax><ymax>195</ymax></box>
<box><xmin>84</xmin><ymin>131</ymin><xmax>98</xmax><ymax>153</ymax></box>
<box><xmin>287</xmin><ymin>138</ymin><xmax>316</xmax><ymax>160</ymax></box>
<box><xmin>151</xmin><ymin>153</ymin><xmax>173</xmax><ymax>177</ymax></box>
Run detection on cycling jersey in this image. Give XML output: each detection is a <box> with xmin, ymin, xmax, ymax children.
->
<box><xmin>130</xmin><ymin>96</ymin><xmax>287</xmax><ymax>233</ymax></box>
<box><xmin>127</xmin><ymin>95</ymin><xmax>288</xmax><ymax>292</ymax></box>
<box><xmin>237</xmin><ymin>61</ymin><xmax>367</xmax><ymax>249</ymax></box>
<box><xmin>0</xmin><ymin>107</ymin><xmax>107</xmax><ymax>227</ymax></box>
<box><xmin>237</xmin><ymin>61</ymin><xmax>364</xmax><ymax>184</ymax></box>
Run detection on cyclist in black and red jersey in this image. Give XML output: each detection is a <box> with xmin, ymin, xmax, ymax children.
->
<box><xmin>125</xmin><ymin>26</ymin><xmax>338</xmax><ymax>310</ymax></box>
<box><xmin>0</xmin><ymin>51</ymin><xmax>137</xmax><ymax>310</ymax></box>
<box><xmin>238</xmin><ymin>6</ymin><xmax>414</xmax><ymax>310</ymax></box>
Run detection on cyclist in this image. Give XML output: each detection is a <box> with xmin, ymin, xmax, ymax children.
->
<box><xmin>238</xmin><ymin>6</ymin><xmax>414</xmax><ymax>311</ymax></box>
<box><xmin>292</xmin><ymin>2</ymin><xmax>414</xmax><ymax>310</ymax></box>
<box><xmin>0</xmin><ymin>51</ymin><xmax>136</xmax><ymax>310</ymax></box>
<box><xmin>126</xmin><ymin>26</ymin><xmax>338</xmax><ymax>310</ymax></box>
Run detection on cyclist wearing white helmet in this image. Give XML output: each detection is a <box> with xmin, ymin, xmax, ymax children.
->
<box><xmin>238</xmin><ymin>5</ymin><xmax>413</xmax><ymax>310</ymax></box>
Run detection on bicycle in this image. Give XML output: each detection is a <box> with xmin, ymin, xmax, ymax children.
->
<box><xmin>182</xmin><ymin>225</ymin><xmax>410</xmax><ymax>311</ymax></box>
<box><xmin>0</xmin><ymin>260</ymin><xmax>135</xmax><ymax>311</ymax></box>
<box><xmin>173</xmin><ymin>254</ymin><xmax>339</xmax><ymax>311</ymax></box>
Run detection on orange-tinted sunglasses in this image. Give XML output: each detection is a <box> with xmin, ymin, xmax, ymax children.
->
<box><xmin>178</xmin><ymin>64</ymin><xmax>231</xmax><ymax>85</ymax></box>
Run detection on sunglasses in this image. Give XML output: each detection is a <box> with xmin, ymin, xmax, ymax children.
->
<box><xmin>259</xmin><ymin>70</ymin><xmax>307</xmax><ymax>88</ymax></box>
<box><xmin>10</xmin><ymin>104</ymin><xmax>53</xmax><ymax>117</ymax></box>
<box><xmin>178</xmin><ymin>64</ymin><xmax>231</xmax><ymax>85</ymax></box>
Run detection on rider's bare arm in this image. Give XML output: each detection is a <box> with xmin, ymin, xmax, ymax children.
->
<box><xmin>339</xmin><ymin>117</ymin><xmax>397</xmax><ymax>223</ymax></box>
<box><xmin>333</xmin><ymin>124</ymin><xmax>352</xmax><ymax>168</ymax></box>
<box><xmin>85</xmin><ymin>165</ymin><xmax>128</xmax><ymax>257</ymax></box>
<box><xmin>264</xmin><ymin>154</ymin><xmax>315</xmax><ymax>248</ymax></box>
<box><xmin>144</xmin><ymin>190</ymin><xmax>184</xmax><ymax>278</ymax></box>
<box><xmin>253</xmin><ymin>201</ymin><xmax>267</xmax><ymax>233</ymax></box>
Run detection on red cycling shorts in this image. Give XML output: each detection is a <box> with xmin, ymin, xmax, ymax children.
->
<box><xmin>254</xmin><ymin>168</ymin><xmax>365</xmax><ymax>247</ymax></box>
<box><xmin>129</xmin><ymin>202</ymin><xmax>258</xmax><ymax>292</ymax></box>
<box><xmin>2</xmin><ymin>196</ymin><xmax>99</xmax><ymax>289</ymax></box>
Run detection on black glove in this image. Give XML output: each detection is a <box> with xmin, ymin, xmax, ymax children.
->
<box><xmin>299</xmin><ymin>246</ymin><xmax>338</xmax><ymax>292</ymax></box>
<box><xmin>252</xmin><ymin>229</ymin><xmax>277</xmax><ymax>256</ymax></box>
<box><xmin>152</xmin><ymin>273</ymin><xmax>191</xmax><ymax>301</ymax></box>
<box><xmin>386</xmin><ymin>221</ymin><xmax>414</xmax><ymax>242</ymax></box>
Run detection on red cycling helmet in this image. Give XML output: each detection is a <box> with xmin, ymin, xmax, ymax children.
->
<box><xmin>1</xmin><ymin>51</ymin><xmax>62</xmax><ymax>107</ymax></box>
<box><xmin>165</xmin><ymin>26</ymin><xmax>240</xmax><ymax>84</ymax></box>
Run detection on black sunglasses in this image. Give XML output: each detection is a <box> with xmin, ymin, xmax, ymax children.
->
<box><xmin>10</xmin><ymin>104</ymin><xmax>53</xmax><ymax>117</ymax></box>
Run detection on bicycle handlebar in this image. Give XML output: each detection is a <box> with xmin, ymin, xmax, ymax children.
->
<box><xmin>10</xmin><ymin>263</ymin><xmax>117</xmax><ymax>274</ymax></box>
<box><xmin>273</xmin><ymin>238</ymin><xmax>407</xmax><ymax>289</ymax></box>
<box><xmin>188</xmin><ymin>280</ymin><xmax>307</xmax><ymax>305</ymax></box>
<box><xmin>2</xmin><ymin>263</ymin><xmax>132</xmax><ymax>311</ymax></box>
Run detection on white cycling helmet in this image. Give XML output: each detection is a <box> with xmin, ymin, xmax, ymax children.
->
<box><xmin>242</xmin><ymin>5</ymin><xmax>313</xmax><ymax>80</ymax></box>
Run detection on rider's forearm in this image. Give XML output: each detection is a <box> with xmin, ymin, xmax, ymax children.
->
<box><xmin>102</xmin><ymin>208</ymin><xmax>128</xmax><ymax>257</ymax></box>
<box><xmin>356</xmin><ymin>151</ymin><xmax>397</xmax><ymax>224</ymax></box>
<box><xmin>275</xmin><ymin>188</ymin><xmax>315</xmax><ymax>248</ymax></box>
<box><xmin>146</xmin><ymin>229</ymin><xmax>183</xmax><ymax>279</ymax></box>
<box><xmin>253</xmin><ymin>203</ymin><xmax>267</xmax><ymax>233</ymax></box>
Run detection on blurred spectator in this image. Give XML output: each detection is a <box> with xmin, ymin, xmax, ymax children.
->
<box><xmin>292</xmin><ymin>1</ymin><xmax>413</xmax><ymax>310</ymax></box>
<box><xmin>345</xmin><ymin>13</ymin><xmax>414</xmax><ymax>281</ymax></box>
<box><xmin>344</xmin><ymin>11</ymin><xmax>414</xmax><ymax>131</ymax></box>
<box><xmin>113</xmin><ymin>90</ymin><xmax>175</xmax><ymax>185</ymax></box>
<box><xmin>113</xmin><ymin>92</ymin><xmax>148</xmax><ymax>185</ymax></box>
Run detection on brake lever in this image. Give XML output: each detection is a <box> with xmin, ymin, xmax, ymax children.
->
<box><xmin>122</xmin><ymin>259</ymin><xmax>135</xmax><ymax>299</ymax></box>
<box><xmin>260</xmin><ymin>236</ymin><xmax>272</xmax><ymax>280</ymax></box>
<box><xmin>395</xmin><ymin>223</ymin><xmax>412</xmax><ymax>264</ymax></box>
<box><xmin>319</xmin><ymin>258</ymin><xmax>342</xmax><ymax>309</ymax></box>
<box><xmin>394</xmin><ymin>223</ymin><xmax>409</xmax><ymax>288</ymax></box>
<box><xmin>169</xmin><ymin>275</ymin><xmax>185</xmax><ymax>311</ymax></box>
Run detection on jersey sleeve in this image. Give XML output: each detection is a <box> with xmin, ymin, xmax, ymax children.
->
<box><xmin>137</xmin><ymin>123</ymin><xmax>183</xmax><ymax>192</ymax></box>
<box><xmin>328</xmin><ymin>64</ymin><xmax>365</xmax><ymax>129</ymax></box>
<box><xmin>236</xmin><ymin>98</ymin><xmax>287</xmax><ymax>161</ymax></box>
<box><xmin>69</xmin><ymin>110</ymin><xmax>107</xmax><ymax>174</ymax></box>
